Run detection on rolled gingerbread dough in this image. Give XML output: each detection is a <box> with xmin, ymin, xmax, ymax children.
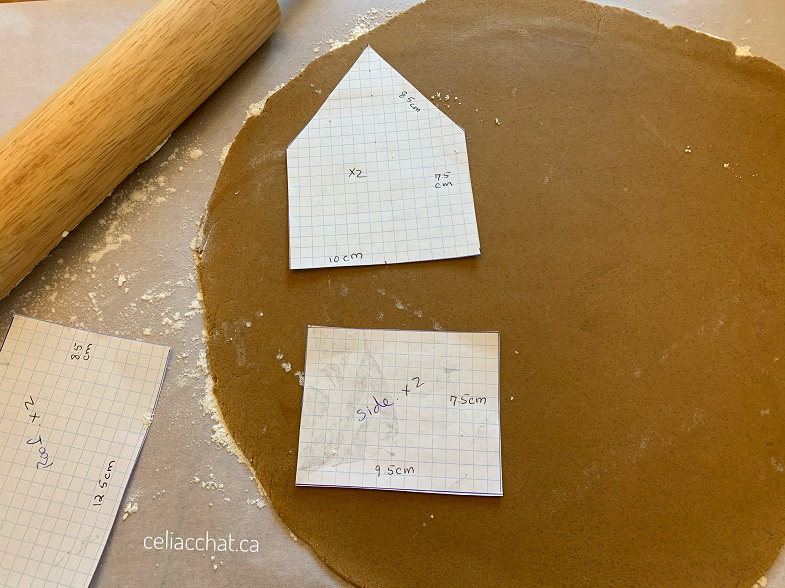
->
<box><xmin>196</xmin><ymin>0</ymin><xmax>785</xmax><ymax>585</ymax></box>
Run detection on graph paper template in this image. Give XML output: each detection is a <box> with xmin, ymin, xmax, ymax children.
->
<box><xmin>296</xmin><ymin>327</ymin><xmax>501</xmax><ymax>496</ymax></box>
<box><xmin>286</xmin><ymin>45</ymin><xmax>481</xmax><ymax>270</ymax></box>
<box><xmin>0</xmin><ymin>316</ymin><xmax>170</xmax><ymax>588</ymax></box>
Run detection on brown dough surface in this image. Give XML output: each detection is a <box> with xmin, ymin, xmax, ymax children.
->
<box><xmin>197</xmin><ymin>0</ymin><xmax>785</xmax><ymax>585</ymax></box>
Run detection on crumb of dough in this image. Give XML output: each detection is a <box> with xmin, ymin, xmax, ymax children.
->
<box><xmin>201</xmin><ymin>477</ymin><xmax>224</xmax><ymax>490</ymax></box>
<box><xmin>189</xmin><ymin>148</ymin><xmax>204</xmax><ymax>160</ymax></box>
<box><xmin>247</xmin><ymin>497</ymin><xmax>266</xmax><ymax>509</ymax></box>
<box><xmin>122</xmin><ymin>500</ymin><xmax>139</xmax><ymax>521</ymax></box>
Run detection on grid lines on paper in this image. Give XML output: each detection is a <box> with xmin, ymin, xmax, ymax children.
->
<box><xmin>0</xmin><ymin>316</ymin><xmax>170</xmax><ymax>588</ymax></box>
<box><xmin>295</xmin><ymin>326</ymin><xmax>501</xmax><ymax>496</ymax></box>
<box><xmin>287</xmin><ymin>46</ymin><xmax>481</xmax><ymax>270</ymax></box>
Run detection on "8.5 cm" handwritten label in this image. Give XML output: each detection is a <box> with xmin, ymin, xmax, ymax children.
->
<box><xmin>70</xmin><ymin>342</ymin><xmax>93</xmax><ymax>363</ymax></box>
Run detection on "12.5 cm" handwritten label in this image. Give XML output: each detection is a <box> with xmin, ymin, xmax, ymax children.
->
<box><xmin>93</xmin><ymin>460</ymin><xmax>116</xmax><ymax>507</ymax></box>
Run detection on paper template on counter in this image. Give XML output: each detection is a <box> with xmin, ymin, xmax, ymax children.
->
<box><xmin>296</xmin><ymin>326</ymin><xmax>502</xmax><ymax>496</ymax></box>
<box><xmin>286</xmin><ymin>46</ymin><xmax>481</xmax><ymax>270</ymax></box>
<box><xmin>0</xmin><ymin>316</ymin><xmax>170</xmax><ymax>588</ymax></box>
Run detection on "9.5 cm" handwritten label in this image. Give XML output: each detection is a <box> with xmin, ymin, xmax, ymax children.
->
<box><xmin>375</xmin><ymin>464</ymin><xmax>415</xmax><ymax>477</ymax></box>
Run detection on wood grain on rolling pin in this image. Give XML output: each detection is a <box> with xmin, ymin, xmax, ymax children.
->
<box><xmin>0</xmin><ymin>0</ymin><xmax>280</xmax><ymax>299</ymax></box>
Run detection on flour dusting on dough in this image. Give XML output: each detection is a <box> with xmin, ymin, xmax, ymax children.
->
<box><xmin>246</xmin><ymin>84</ymin><xmax>286</xmax><ymax>120</ymax></box>
<box><xmin>327</xmin><ymin>8</ymin><xmax>401</xmax><ymax>50</ymax></box>
<box><xmin>219</xmin><ymin>144</ymin><xmax>232</xmax><ymax>165</ymax></box>
<box><xmin>199</xmin><ymin>360</ymin><xmax>244</xmax><ymax>461</ymax></box>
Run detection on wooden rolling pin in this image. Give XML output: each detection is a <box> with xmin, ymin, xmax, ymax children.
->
<box><xmin>0</xmin><ymin>0</ymin><xmax>280</xmax><ymax>300</ymax></box>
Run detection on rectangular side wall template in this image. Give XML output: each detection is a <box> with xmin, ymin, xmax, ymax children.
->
<box><xmin>296</xmin><ymin>326</ymin><xmax>502</xmax><ymax>496</ymax></box>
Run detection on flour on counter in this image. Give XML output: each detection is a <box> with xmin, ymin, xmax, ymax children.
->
<box><xmin>87</xmin><ymin>175</ymin><xmax>170</xmax><ymax>264</ymax></box>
